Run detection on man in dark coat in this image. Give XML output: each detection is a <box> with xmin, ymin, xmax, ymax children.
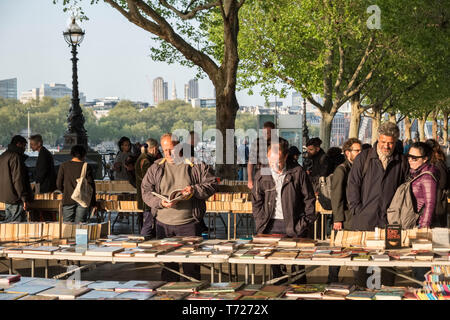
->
<box><xmin>0</xmin><ymin>135</ymin><xmax>33</xmax><ymax>222</ymax></box>
<box><xmin>252</xmin><ymin>139</ymin><xmax>316</xmax><ymax>282</ymax></box>
<box><xmin>327</xmin><ymin>138</ymin><xmax>362</xmax><ymax>283</ymax></box>
<box><xmin>304</xmin><ymin>137</ymin><xmax>331</xmax><ymax>193</ymax></box>
<box><xmin>30</xmin><ymin>134</ymin><xmax>56</xmax><ymax>194</ymax></box>
<box><xmin>346</xmin><ymin>122</ymin><xmax>409</xmax><ymax>288</ymax></box>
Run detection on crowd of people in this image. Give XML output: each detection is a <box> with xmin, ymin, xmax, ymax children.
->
<box><xmin>0</xmin><ymin>120</ymin><xmax>448</xmax><ymax>285</ymax></box>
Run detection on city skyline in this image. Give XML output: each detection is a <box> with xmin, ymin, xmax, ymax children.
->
<box><xmin>0</xmin><ymin>0</ymin><xmax>293</xmax><ymax>107</ymax></box>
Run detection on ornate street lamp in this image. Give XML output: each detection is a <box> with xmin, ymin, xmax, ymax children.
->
<box><xmin>302</xmin><ymin>97</ymin><xmax>309</xmax><ymax>146</ymax></box>
<box><xmin>63</xmin><ymin>17</ymin><xmax>88</xmax><ymax>149</ymax></box>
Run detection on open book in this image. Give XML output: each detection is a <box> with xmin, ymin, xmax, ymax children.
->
<box><xmin>152</xmin><ymin>189</ymin><xmax>188</xmax><ymax>204</ymax></box>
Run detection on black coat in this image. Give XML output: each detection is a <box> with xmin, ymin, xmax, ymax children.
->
<box><xmin>251</xmin><ymin>164</ymin><xmax>317</xmax><ymax>237</ymax></box>
<box><xmin>35</xmin><ymin>146</ymin><xmax>57</xmax><ymax>193</ymax></box>
<box><xmin>346</xmin><ymin>143</ymin><xmax>409</xmax><ymax>231</ymax></box>
<box><xmin>432</xmin><ymin>160</ymin><xmax>448</xmax><ymax>227</ymax></box>
<box><xmin>0</xmin><ymin>144</ymin><xmax>33</xmax><ymax>204</ymax></box>
<box><xmin>330</xmin><ymin>159</ymin><xmax>353</xmax><ymax>229</ymax></box>
<box><xmin>307</xmin><ymin>148</ymin><xmax>330</xmax><ymax>193</ymax></box>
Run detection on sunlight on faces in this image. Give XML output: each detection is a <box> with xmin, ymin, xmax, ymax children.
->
<box><xmin>29</xmin><ymin>140</ymin><xmax>41</xmax><ymax>152</ymax></box>
<box><xmin>346</xmin><ymin>143</ymin><xmax>362</xmax><ymax>162</ymax></box>
<box><xmin>377</xmin><ymin>134</ymin><xmax>396</xmax><ymax>157</ymax></box>
<box><xmin>408</xmin><ymin>147</ymin><xmax>428</xmax><ymax>170</ymax></box>
<box><xmin>306</xmin><ymin>145</ymin><xmax>320</xmax><ymax>157</ymax></box>
<box><xmin>267</xmin><ymin>145</ymin><xmax>287</xmax><ymax>173</ymax></box>
<box><xmin>161</xmin><ymin>136</ymin><xmax>179</xmax><ymax>164</ymax></box>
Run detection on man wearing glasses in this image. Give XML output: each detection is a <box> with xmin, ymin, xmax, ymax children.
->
<box><xmin>346</xmin><ymin>122</ymin><xmax>409</xmax><ymax>287</ymax></box>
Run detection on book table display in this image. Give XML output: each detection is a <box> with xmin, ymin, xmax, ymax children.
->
<box><xmin>2</xmin><ymin>229</ymin><xmax>449</xmax><ymax>288</ymax></box>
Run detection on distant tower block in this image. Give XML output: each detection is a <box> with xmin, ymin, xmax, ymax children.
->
<box><xmin>172</xmin><ymin>80</ymin><xmax>177</xmax><ymax>100</ymax></box>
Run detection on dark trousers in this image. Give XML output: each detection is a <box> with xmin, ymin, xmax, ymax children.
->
<box><xmin>264</xmin><ymin>219</ymin><xmax>306</xmax><ymax>284</ymax></box>
<box><xmin>353</xmin><ymin>267</ymin><xmax>396</xmax><ymax>289</ymax></box>
<box><xmin>62</xmin><ymin>204</ymin><xmax>89</xmax><ymax>223</ymax></box>
<box><xmin>156</xmin><ymin>220</ymin><xmax>201</xmax><ymax>282</ymax></box>
<box><xmin>140</xmin><ymin>211</ymin><xmax>155</xmax><ymax>238</ymax></box>
<box><xmin>5</xmin><ymin>202</ymin><xmax>25</xmax><ymax>222</ymax></box>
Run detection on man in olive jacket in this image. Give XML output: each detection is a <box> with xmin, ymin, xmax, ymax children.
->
<box><xmin>327</xmin><ymin>138</ymin><xmax>362</xmax><ymax>283</ymax></box>
<box><xmin>252</xmin><ymin>140</ymin><xmax>316</xmax><ymax>282</ymax></box>
<box><xmin>141</xmin><ymin>133</ymin><xmax>218</xmax><ymax>281</ymax></box>
<box><xmin>0</xmin><ymin>135</ymin><xmax>33</xmax><ymax>222</ymax></box>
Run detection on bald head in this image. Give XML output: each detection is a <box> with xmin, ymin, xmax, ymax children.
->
<box><xmin>160</xmin><ymin>133</ymin><xmax>179</xmax><ymax>163</ymax></box>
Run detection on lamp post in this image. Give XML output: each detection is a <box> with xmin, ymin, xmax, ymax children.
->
<box><xmin>63</xmin><ymin>17</ymin><xmax>87</xmax><ymax>149</ymax></box>
<box><xmin>302</xmin><ymin>97</ymin><xmax>309</xmax><ymax>146</ymax></box>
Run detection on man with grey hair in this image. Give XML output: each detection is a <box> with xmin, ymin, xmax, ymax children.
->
<box><xmin>346</xmin><ymin>122</ymin><xmax>409</xmax><ymax>287</ymax></box>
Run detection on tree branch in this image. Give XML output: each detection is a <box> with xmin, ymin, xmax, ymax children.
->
<box><xmin>158</xmin><ymin>0</ymin><xmax>220</xmax><ymax>20</ymax></box>
<box><xmin>333</xmin><ymin>35</ymin><xmax>345</xmax><ymax>95</ymax></box>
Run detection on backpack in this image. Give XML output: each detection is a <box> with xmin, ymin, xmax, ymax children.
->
<box><xmin>318</xmin><ymin>153</ymin><xmax>371</xmax><ymax>211</ymax></box>
<box><xmin>71</xmin><ymin>162</ymin><xmax>94</xmax><ymax>208</ymax></box>
<box><xmin>387</xmin><ymin>171</ymin><xmax>437</xmax><ymax>229</ymax></box>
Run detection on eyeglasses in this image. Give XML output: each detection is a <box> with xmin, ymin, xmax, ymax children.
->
<box><xmin>350</xmin><ymin>149</ymin><xmax>361</xmax><ymax>153</ymax></box>
<box><xmin>407</xmin><ymin>154</ymin><xmax>426</xmax><ymax>161</ymax></box>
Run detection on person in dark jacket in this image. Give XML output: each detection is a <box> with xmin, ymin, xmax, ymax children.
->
<box><xmin>287</xmin><ymin>146</ymin><xmax>301</xmax><ymax>168</ymax></box>
<box><xmin>0</xmin><ymin>135</ymin><xmax>33</xmax><ymax>222</ymax></box>
<box><xmin>29</xmin><ymin>134</ymin><xmax>56</xmax><ymax>194</ymax></box>
<box><xmin>326</xmin><ymin>147</ymin><xmax>346</xmax><ymax>173</ymax></box>
<box><xmin>141</xmin><ymin>133</ymin><xmax>218</xmax><ymax>281</ymax></box>
<box><xmin>347</xmin><ymin>122</ymin><xmax>409</xmax><ymax>288</ymax></box>
<box><xmin>56</xmin><ymin>145</ymin><xmax>96</xmax><ymax>223</ymax></box>
<box><xmin>327</xmin><ymin>138</ymin><xmax>361</xmax><ymax>283</ymax></box>
<box><xmin>426</xmin><ymin>139</ymin><xmax>448</xmax><ymax>227</ymax></box>
<box><xmin>305</xmin><ymin>137</ymin><xmax>330</xmax><ymax>193</ymax></box>
<box><xmin>135</xmin><ymin>138</ymin><xmax>161</xmax><ymax>237</ymax></box>
<box><xmin>252</xmin><ymin>140</ymin><xmax>316</xmax><ymax>282</ymax></box>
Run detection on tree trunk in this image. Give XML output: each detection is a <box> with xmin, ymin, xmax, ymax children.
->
<box><xmin>432</xmin><ymin>110</ymin><xmax>438</xmax><ymax>140</ymax></box>
<box><xmin>418</xmin><ymin>116</ymin><xmax>427</xmax><ymax>142</ymax></box>
<box><xmin>348</xmin><ymin>94</ymin><xmax>363</xmax><ymax>139</ymax></box>
<box><xmin>320</xmin><ymin>111</ymin><xmax>334</xmax><ymax>151</ymax></box>
<box><xmin>371</xmin><ymin>108</ymin><xmax>382</xmax><ymax>144</ymax></box>
<box><xmin>214</xmin><ymin>80</ymin><xmax>239</xmax><ymax>179</ymax></box>
<box><xmin>443</xmin><ymin>111</ymin><xmax>449</xmax><ymax>147</ymax></box>
<box><xmin>404</xmin><ymin>116</ymin><xmax>412</xmax><ymax>141</ymax></box>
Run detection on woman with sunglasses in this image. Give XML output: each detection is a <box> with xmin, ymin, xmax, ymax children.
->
<box><xmin>407</xmin><ymin>142</ymin><xmax>439</xmax><ymax>282</ymax></box>
<box><xmin>407</xmin><ymin>142</ymin><xmax>439</xmax><ymax>228</ymax></box>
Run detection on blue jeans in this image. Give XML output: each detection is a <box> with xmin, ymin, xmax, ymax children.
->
<box><xmin>62</xmin><ymin>204</ymin><xmax>89</xmax><ymax>223</ymax></box>
<box><xmin>5</xmin><ymin>202</ymin><xmax>26</xmax><ymax>222</ymax></box>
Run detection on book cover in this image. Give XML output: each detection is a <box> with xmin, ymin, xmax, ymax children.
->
<box><xmin>76</xmin><ymin>228</ymin><xmax>88</xmax><ymax>247</ymax></box>
<box><xmin>36</xmin><ymin>286</ymin><xmax>91</xmax><ymax>300</ymax></box>
<box><xmin>115</xmin><ymin>291</ymin><xmax>155</xmax><ymax>300</ymax></box>
<box><xmin>115</xmin><ymin>281</ymin><xmax>166</xmax><ymax>292</ymax></box>
<box><xmin>88</xmin><ymin>281</ymin><xmax>128</xmax><ymax>291</ymax></box>
<box><xmin>77</xmin><ymin>290</ymin><xmax>120</xmax><ymax>300</ymax></box>
<box><xmin>385</xmin><ymin>225</ymin><xmax>402</xmax><ymax>249</ymax></box>
<box><xmin>6</xmin><ymin>284</ymin><xmax>53</xmax><ymax>295</ymax></box>
<box><xmin>19</xmin><ymin>295</ymin><xmax>58</xmax><ymax>300</ymax></box>
<box><xmin>85</xmin><ymin>246</ymin><xmax>124</xmax><ymax>256</ymax></box>
<box><xmin>285</xmin><ymin>284</ymin><xmax>325</xmax><ymax>298</ymax></box>
<box><xmin>150</xmin><ymin>292</ymin><xmax>189</xmax><ymax>300</ymax></box>
<box><xmin>151</xmin><ymin>189</ymin><xmax>188</xmax><ymax>203</ymax></box>
<box><xmin>256</xmin><ymin>285</ymin><xmax>289</xmax><ymax>298</ymax></box>
<box><xmin>325</xmin><ymin>283</ymin><xmax>355</xmax><ymax>294</ymax></box>
<box><xmin>199</xmin><ymin>282</ymin><xmax>244</xmax><ymax>293</ymax></box>
<box><xmin>0</xmin><ymin>292</ymin><xmax>27</xmax><ymax>300</ymax></box>
<box><xmin>212</xmin><ymin>292</ymin><xmax>242</xmax><ymax>300</ymax></box>
<box><xmin>156</xmin><ymin>281</ymin><xmax>207</xmax><ymax>292</ymax></box>
<box><xmin>346</xmin><ymin>291</ymin><xmax>376</xmax><ymax>300</ymax></box>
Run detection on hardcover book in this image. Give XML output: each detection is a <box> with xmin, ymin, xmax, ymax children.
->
<box><xmin>346</xmin><ymin>291</ymin><xmax>376</xmax><ymax>300</ymax></box>
<box><xmin>114</xmin><ymin>281</ymin><xmax>166</xmax><ymax>292</ymax></box>
<box><xmin>156</xmin><ymin>281</ymin><xmax>207</xmax><ymax>293</ymax></box>
<box><xmin>36</xmin><ymin>286</ymin><xmax>91</xmax><ymax>300</ymax></box>
<box><xmin>199</xmin><ymin>282</ymin><xmax>244</xmax><ymax>293</ymax></box>
<box><xmin>385</xmin><ymin>225</ymin><xmax>402</xmax><ymax>249</ymax></box>
<box><xmin>77</xmin><ymin>290</ymin><xmax>120</xmax><ymax>300</ymax></box>
<box><xmin>115</xmin><ymin>291</ymin><xmax>155</xmax><ymax>300</ymax></box>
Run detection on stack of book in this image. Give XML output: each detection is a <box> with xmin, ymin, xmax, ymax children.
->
<box><xmin>34</xmin><ymin>192</ymin><xmax>63</xmax><ymax>200</ymax></box>
<box><xmin>284</xmin><ymin>284</ymin><xmax>326</xmax><ymax>299</ymax></box>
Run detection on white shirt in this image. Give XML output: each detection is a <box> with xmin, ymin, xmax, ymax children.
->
<box><xmin>271</xmin><ymin>167</ymin><xmax>287</xmax><ymax>219</ymax></box>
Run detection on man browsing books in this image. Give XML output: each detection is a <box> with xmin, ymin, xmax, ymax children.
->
<box><xmin>141</xmin><ymin>133</ymin><xmax>218</xmax><ymax>281</ymax></box>
<box><xmin>251</xmin><ymin>139</ymin><xmax>317</xmax><ymax>282</ymax></box>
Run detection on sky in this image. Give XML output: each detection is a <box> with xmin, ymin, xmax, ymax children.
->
<box><xmin>0</xmin><ymin>0</ymin><xmax>293</xmax><ymax>106</ymax></box>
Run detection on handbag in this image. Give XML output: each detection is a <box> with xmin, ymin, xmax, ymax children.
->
<box><xmin>71</xmin><ymin>162</ymin><xmax>93</xmax><ymax>208</ymax></box>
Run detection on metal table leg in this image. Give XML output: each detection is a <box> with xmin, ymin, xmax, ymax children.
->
<box><xmin>245</xmin><ymin>264</ymin><xmax>249</xmax><ymax>284</ymax></box>
<box><xmin>208</xmin><ymin>212</ymin><xmax>211</xmax><ymax>239</ymax></box>
<box><xmin>131</xmin><ymin>212</ymin><xmax>135</xmax><ymax>234</ymax></box>
<box><xmin>31</xmin><ymin>259</ymin><xmax>35</xmax><ymax>277</ymax></box>
<box><xmin>227</xmin><ymin>211</ymin><xmax>231</xmax><ymax>240</ymax></box>
<box><xmin>233</xmin><ymin>212</ymin><xmax>237</xmax><ymax>239</ymax></box>
<box><xmin>9</xmin><ymin>259</ymin><xmax>13</xmax><ymax>275</ymax></box>
<box><xmin>314</xmin><ymin>219</ymin><xmax>317</xmax><ymax>241</ymax></box>
<box><xmin>228</xmin><ymin>263</ymin><xmax>232</xmax><ymax>282</ymax></box>
<box><xmin>262</xmin><ymin>265</ymin><xmax>266</xmax><ymax>284</ymax></box>
<box><xmin>251</xmin><ymin>264</ymin><xmax>255</xmax><ymax>284</ymax></box>
<box><xmin>211</xmin><ymin>263</ymin><xmax>215</xmax><ymax>283</ymax></box>
<box><xmin>321</xmin><ymin>213</ymin><xmax>324</xmax><ymax>240</ymax></box>
<box><xmin>45</xmin><ymin>260</ymin><xmax>49</xmax><ymax>278</ymax></box>
<box><xmin>234</xmin><ymin>264</ymin><xmax>238</xmax><ymax>282</ymax></box>
<box><xmin>218</xmin><ymin>264</ymin><xmax>223</xmax><ymax>282</ymax></box>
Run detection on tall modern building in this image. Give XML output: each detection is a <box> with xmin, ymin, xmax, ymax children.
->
<box><xmin>153</xmin><ymin>77</ymin><xmax>168</xmax><ymax>105</ymax></box>
<box><xmin>20</xmin><ymin>83</ymin><xmax>85</xmax><ymax>104</ymax></box>
<box><xmin>171</xmin><ymin>80</ymin><xmax>177</xmax><ymax>100</ymax></box>
<box><xmin>0</xmin><ymin>78</ymin><xmax>17</xmax><ymax>99</ymax></box>
<box><xmin>184</xmin><ymin>79</ymin><xmax>199</xmax><ymax>102</ymax></box>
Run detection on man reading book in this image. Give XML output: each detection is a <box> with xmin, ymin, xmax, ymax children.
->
<box><xmin>141</xmin><ymin>133</ymin><xmax>218</xmax><ymax>281</ymax></box>
<box><xmin>251</xmin><ymin>140</ymin><xmax>316</xmax><ymax>283</ymax></box>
